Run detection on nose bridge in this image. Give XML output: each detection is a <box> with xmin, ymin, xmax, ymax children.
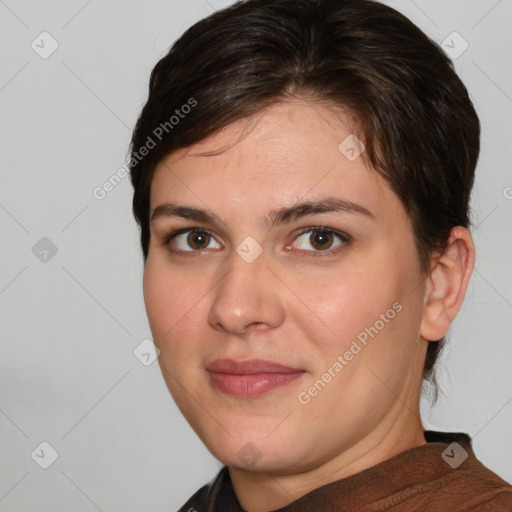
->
<box><xmin>207</xmin><ymin>246</ymin><xmax>284</xmax><ymax>334</ymax></box>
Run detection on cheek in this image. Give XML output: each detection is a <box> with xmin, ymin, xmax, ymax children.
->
<box><xmin>288</xmin><ymin>266</ymin><xmax>400</xmax><ymax>348</ymax></box>
<box><xmin>143</xmin><ymin>262</ymin><xmax>173</xmax><ymax>335</ymax></box>
<box><xmin>143</xmin><ymin>260</ymin><xmax>213</xmax><ymax>364</ymax></box>
<box><xmin>143</xmin><ymin>263</ymin><xmax>210</xmax><ymax>410</ymax></box>
<box><xmin>288</xmin><ymin>250</ymin><xmax>422</xmax><ymax>383</ymax></box>
<box><xmin>143</xmin><ymin>261</ymin><xmax>192</xmax><ymax>344</ymax></box>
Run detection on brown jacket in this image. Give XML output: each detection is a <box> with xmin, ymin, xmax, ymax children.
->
<box><xmin>178</xmin><ymin>431</ymin><xmax>512</xmax><ymax>511</ymax></box>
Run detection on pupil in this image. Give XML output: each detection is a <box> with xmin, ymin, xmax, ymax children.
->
<box><xmin>311</xmin><ymin>230</ymin><xmax>332</xmax><ymax>250</ymax></box>
<box><xmin>188</xmin><ymin>231</ymin><xmax>209</xmax><ymax>249</ymax></box>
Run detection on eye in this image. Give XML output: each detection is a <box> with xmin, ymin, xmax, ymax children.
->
<box><xmin>162</xmin><ymin>226</ymin><xmax>350</xmax><ymax>256</ymax></box>
<box><xmin>164</xmin><ymin>228</ymin><xmax>221</xmax><ymax>252</ymax></box>
<box><xmin>289</xmin><ymin>227</ymin><xmax>349</xmax><ymax>254</ymax></box>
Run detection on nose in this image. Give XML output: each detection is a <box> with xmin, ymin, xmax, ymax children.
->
<box><xmin>207</xmin><ymin>249</ymin><xmax>286</xmax><ymax>336</ymax></box>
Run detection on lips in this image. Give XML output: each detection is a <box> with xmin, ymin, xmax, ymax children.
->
<box><xmin>206</xmin><ymin>358</ymin><xmax>305</xmax><ymax>397</ymax></box>
<box><xmin>206</xmin><ymin>358</ymin><xmax>302</xmax><ymax>374</ymax></box>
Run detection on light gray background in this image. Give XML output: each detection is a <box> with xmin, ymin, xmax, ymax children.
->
<box><xmin>1</xmin><ymin>0</ymin><xmax>511</xmax><ymax>510</ymax></box>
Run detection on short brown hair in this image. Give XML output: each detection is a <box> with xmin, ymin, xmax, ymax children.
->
<box><xmin>128</xmin><ymin>0</ymin><xmax>480</xmax><ymax>389</ymax></box>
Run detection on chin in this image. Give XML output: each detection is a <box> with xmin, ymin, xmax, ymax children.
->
<box><xmin>200</xmin><ymin>429</ymin><xmax>302</xmax><ymax>473</ymax></box>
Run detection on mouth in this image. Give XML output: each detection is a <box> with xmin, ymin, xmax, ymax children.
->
<box><xmin>206</xmin><ymin>358</ymin><xmax>306</xmax><ymax>397</ymax></box>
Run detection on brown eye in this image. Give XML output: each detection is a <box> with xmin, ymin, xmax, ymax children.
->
<box><xmin>167</xmin><ymin>229</ymin><xmax>221</xmax><ymax>252</ymax></box>
<box><xmin>187</xmin><ymin>231</ymin><xmax>211</xmax><ymax>250</ymax></box>
<box><xmin>291</xmin><ymin>228</ymin><xmax>348</xmax><ymax>254</ymax></box>
<box><xmin>309</xmin><ymin>230</ymin><xmax>334</xmax><ymax>250</ymax></box>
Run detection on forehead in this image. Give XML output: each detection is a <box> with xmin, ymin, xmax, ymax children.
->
<box><xmin>149</xmin><ymin>99</ymin><xmax>400</xmax><ymax>223</ymax></box>
<box><xmin>163</xmin><ymin>99</ymin><xmax>359</xmax><ymax>166</ymax></box>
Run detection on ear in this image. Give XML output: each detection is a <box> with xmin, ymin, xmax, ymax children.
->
<box><xmin>420</xmin><ymin>226</ymin><xmax>475</xmax><ymax>341</ymax></box>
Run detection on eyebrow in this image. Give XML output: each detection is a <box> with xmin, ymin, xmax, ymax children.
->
<box><xmin>150</xmin><ymin>197</ymin><xmax>375</xmax><ymax>228</ymax></box>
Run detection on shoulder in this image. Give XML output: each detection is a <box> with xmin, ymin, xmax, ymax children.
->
<box><xmin>419</xmin><ymin>431</ymin><xmax>512</xmax><ymax>511</ymax></box>
<box><xmin>437</xmin><ymin>461</ymin><xmax>512</xmax><ymax>511</ymax></box>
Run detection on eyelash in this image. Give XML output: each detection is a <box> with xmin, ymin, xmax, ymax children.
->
<box><xmin>161</xmin><ymin>226</ymin><xmax>351</xmax><ymax>257</ymax></box>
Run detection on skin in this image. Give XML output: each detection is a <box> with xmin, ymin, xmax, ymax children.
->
<box><xmin>143</xmin><ymin>99</ymin><xmax>474</xmax><ymax>511</ymax></box>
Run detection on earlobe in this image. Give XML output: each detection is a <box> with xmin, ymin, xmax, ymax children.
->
<box><xmin>419</xmin><ymin>227</ymin><xmax>475</xmax><ymax>342</ymax></box>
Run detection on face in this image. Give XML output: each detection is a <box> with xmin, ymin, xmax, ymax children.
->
<box><xmin>143</xmin><ymin>99</ymin><xmax>428</xmax><ymax>474</ymax></box>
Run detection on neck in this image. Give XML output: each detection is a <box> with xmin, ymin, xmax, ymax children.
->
<box><xmin>229</xmin><ymin>402</ymin><xmax>426</xmax><ymax>512</ymax></box>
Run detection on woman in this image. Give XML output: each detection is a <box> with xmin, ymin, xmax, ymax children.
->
<box><xmin>128</xmin><ymin>0</ymin><xmax>512</xmax><ymax>509</ymax></box>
